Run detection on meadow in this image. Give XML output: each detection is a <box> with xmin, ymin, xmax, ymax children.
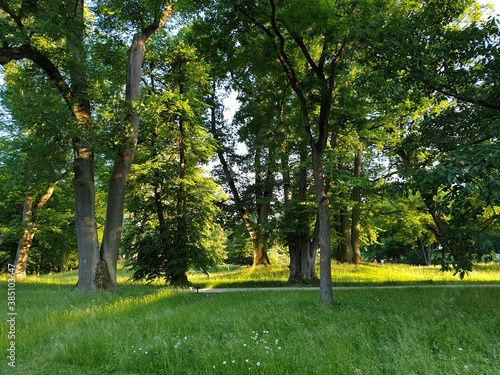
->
<box><xmin>1</xmin><ymin>262</ymin><xmax>499</xmax><ymax>375</ymax></box>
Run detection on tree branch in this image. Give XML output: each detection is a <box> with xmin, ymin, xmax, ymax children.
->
<box><xmin>0</xmin><ymin>0</ymin><xmax>26</xmax><ymax>36</ymax></box>
<box><xmin>427</xmin><ymin>82</ymin><xmax>500</xmax><ymax>110</ymax></box>
<box><xmin>0</xmin><ymin>44</ymin><xmax>72</xmax><ymax>105</ymax></box>
<box><xmin>293</xmin><ymin>34</ymin><xmax>323</xmax><ymax>79</ymax></box>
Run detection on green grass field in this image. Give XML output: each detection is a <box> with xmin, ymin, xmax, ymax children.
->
<box><xmin>1</xmin><ymin>263</ymin><xmax>499</xmax><ymax>374</ymax></box>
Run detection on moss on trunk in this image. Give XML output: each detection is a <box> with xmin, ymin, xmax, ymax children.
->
<box><xmin>94</xmin><ymin>260</ymin><xmax>114</xmax><ymax>290</ymax></box>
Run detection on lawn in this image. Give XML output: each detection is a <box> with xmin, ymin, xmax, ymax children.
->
<box><xmin>1</xmin><ymin>263</ymin><xmax>499</xmax><ymax>374</ymax></box>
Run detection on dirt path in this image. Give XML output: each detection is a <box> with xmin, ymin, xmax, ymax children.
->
<box><xmin>191</xmin><ymin>284</ymin><xmax>500</xmax><ymax>293</ymax></box>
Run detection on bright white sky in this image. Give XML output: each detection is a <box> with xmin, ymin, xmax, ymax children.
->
<box><xmin>478</xmin><ymin>0</ymin><xmax>500</xmax><ymax>12</ymax></box>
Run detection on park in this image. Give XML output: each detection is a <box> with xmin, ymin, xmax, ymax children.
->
<box><xmin>1</xmin><ymin>262</ymin><xmax>500</xmax><ymax>374</ymax></box>
<box><xmin>1</xmin><ymin>0</ymin><xmax>500</xmax><ymax>373</ymax></box>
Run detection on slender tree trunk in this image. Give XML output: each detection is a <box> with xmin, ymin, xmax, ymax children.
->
<box><xmin>282</xmin><ymin>154</ymin><xmax>298</xmax><ymax>281</ymax></box>
<box><xmin>14</xmin><ymin>182</ymin><xmax>59</xmax><ymax>277</ymax></box>
<box><xmin>14</xmin><ymin>194</ymin><xmax>34</xmax><ymax>278</ymax></box>
<box><xmin>209</xmin><ymin>93</ymin><xmax>265</xmax><ymax>263</ymax></box>
<box><xmin>99</xmin><ymin>6</ymin><xmax>174</xmax><ymax>288</ymax></box>
<box><xmin>351</xmin><ymin>148</ymin><xmax>362</xmax><ymax>264</ymax></box>
<box><xmin>337</xmin><ymin>199</ymin><xmax>353</xmax><ymax>262</ymax></box>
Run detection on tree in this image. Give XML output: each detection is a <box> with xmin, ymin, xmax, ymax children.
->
<box><xmin>0</xmin><ymin>61</ymin><xmax>73</xmax><ymax>276</ymax></box>
<box><xmin>0</xmin><ymin>0</ymin><xmax>173</xmax><ymax>289</ymax></box>
<box><xmin>372</xmin><ymin>0</ymin><xmax>500</xmax><ymax>275</ymax></box>
<box><xmin>94</xmin><ymin>0</ymin><xmax>174</xmax><ymax>288</ymax></box>
<box><xmin>219</xmin><ymin>0</ymin><xmax>355</xmax><ymax>303</ymax></box>
<box><xmin>123</xmin><ymin>31</ymin><xmax>226</xmax><ymax>284</ymax></box>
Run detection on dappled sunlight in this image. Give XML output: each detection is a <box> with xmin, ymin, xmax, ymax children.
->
<box><xmin>2</xmin><ymin>262</ymin><xmax>498</xmax><ymax>291</ymax></box>
<box><xmin>189</xmin><ymin>262</ymin><xmax>500</xmax><ymax>288</ymax></box>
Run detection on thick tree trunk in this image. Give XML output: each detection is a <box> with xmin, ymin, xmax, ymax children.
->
<box><xmin>312</xmin><ymin>148</ymin><xmax>333</xmax><ymax>303</ymax></box>
<box><xmin>337</xmin><ymin>198</ymin><xmax>353</xmax><ymax>263</ymax></box>
<box><xmin>298</xmin><ymin>163</ymin><xmax>317</xmax><ymax>281</ymax></box>
<box><xmin>284</xmin><ymin>152</ymin><xmax>317</xmax><ymax>283</ymax></box>
<box><xmin>66</xmin><ymin>0</ymin><xmax>100</xmax><ymax>291</ymax></box>
<box><xmin>99</xmin><ymin>6</ymin><xmax>174</xmax><ymax>288</ymax></box>
<box><xmin>253</xmin><ymin>241</ymin><xmax>270</xmax><ymax>266</ymax></box>
<box><xmin>253</xmin><ymin>148</ymin><xmax>272</xmax><ymax>266</ymax></box>
<box><xmin>74</xmin><ymin>145</ymin><xmax>100</xmax><ymax>291</ymax></box>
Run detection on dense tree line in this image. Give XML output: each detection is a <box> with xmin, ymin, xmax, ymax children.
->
<box><xmin>1</xmin><ymin>0</ymin><xmax>499</xmax><ymax>302</ymax></box>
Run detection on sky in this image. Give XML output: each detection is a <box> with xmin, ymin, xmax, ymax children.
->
<box><xmin>478</xmin><ymin>0</ymin><xmax>500</xmax><ymax>13</ymax></box>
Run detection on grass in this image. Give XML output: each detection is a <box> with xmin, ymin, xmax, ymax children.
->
<box><xmin>1</xmin><ymin>262</ymin><xmax>499</xmax><ymax>374</ymax></box>
<box><xmin>188</xmin><ymin>262</ymin><xmax>500</xmax><ymax>288</ymax></box>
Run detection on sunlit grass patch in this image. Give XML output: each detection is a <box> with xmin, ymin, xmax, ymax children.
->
<box><xmin>188</xmin><ymin>262</ymin><xmax>500</xmax><ymax>288</ymax></box>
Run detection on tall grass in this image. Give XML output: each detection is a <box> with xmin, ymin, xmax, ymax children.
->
<box><xmin>1</xmin><ymin>263</ymin><xmax>499</xmax><ymax>374</ymax></box>
<box><xmin>188</xmin><ymin>262</ymin><xmax>500</xmax><ymax>288</ymax></box>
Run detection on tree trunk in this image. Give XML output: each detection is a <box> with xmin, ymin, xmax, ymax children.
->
<box><xmin>285</xmin><ymin>151</ymin><xmax>317</xmax><ymax>283</ymax></box>
<box><xmin>14</xmin><ymin>182</ymin><xmax>58</xmax><ymax>277</ymax></box>
<box><xmin>209</xmin><ymin>94</ymin><xmax>264</xmax><ymax>263</ymax></box>
<box><xmin>99</xmin><ymin>6</ymin><xmax>174</xmax><ymax>288</ymax></box>
<box><xmin>14</xmin><ymin>194</ymin><xmax>34</xmax><ymax>278</ymax></box>
<box><xmin>253</xmin><ymin>148</ymin><xmax>272</xmax><ymax>266</ymax></box>
<box><xmin>351</xmin><ymin>148</ymin><xmax>362</xmax><ymax>264</ymax></box>
<box><xmin>282</xmin><ymin>155</ymin><xmax>298</xmax><ymax>281</ymax></box>
<box><xmin>99</xmin><ymin>148</ymin><xmax>135</xmax><ymax>288</ymax></box>
<box><xmin>65</xmin><ymin>0</ymin><xmax>100</xmax><ymax>291</ymax></box>
<box><xmin>73</xmin><ymin>144</ymin><xmax>100</xmax><ymax>291</ymax></box>
<box><xmin>298</xmin><ymin>162</ymin><xmax>317</xmax><ymax>282</ymax></box>
<box><xmin>337</xmin><ymin>201</ymin><xmax>353</xmax><ymax>263</ymax></box>
<box><xmin>312</xmin><ymin>148</ymin><xmax>333</xmax><ymax>303</ymax></box>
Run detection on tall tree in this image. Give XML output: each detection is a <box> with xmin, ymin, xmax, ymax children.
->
<box><xmin>0</xmin><ymin>61</ymin><xmax>73</xmax><ymax>276</ymax></box>
<box><xmin>123</xmin><ymin>32</ymin><xmax>226</xmax><ymax>284</ymax></box>
<box><xmin>0</xmin><ymin>0</ymin><xmax>174</xmax><ymax>289</ymax></box>
<box><xmin>372</xmin><ymin>0</ymin><xmax>500</xmax><ymax>275</ymax></box>
<box><xmin>95</xmin><ymin>0</ymin><xmax>174</xmax><ymax>288</ymax></box>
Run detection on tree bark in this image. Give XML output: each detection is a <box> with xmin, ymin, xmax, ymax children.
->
<box><xmin>14</xmin><ymin>181</ymin><xmax>59</xmax><ymax>277</ymax></box>
<box><xmin>282</xmin><ymin>154</ymin><xmax>298</xmax><ymax>280</ymax></box>
<box><xmin>351</xmin><ymin>148</ymin><xmax>363</xmax><ymax>264</ymax></box>
<box><xmin>14</xmin><ymin>194</ymin><xmax>34</xmax><ymax>278</ymax></box>
<box><xmin>337</xmin><ymin>198</ymin><xmax>353</xmax><ymax>263</ymax></box>
<box><xmin>312</xmin><ymin>147</ymin><xmax>333</xmax><ymax>303</ymax></box>
<box><xmin>253</xmin><ymin>148</ymin><xmax>272</xmax><ymax>266</ymax></box>
<box><xmin>66</xmin><ymin>0</ymin><xmax>100</xmax><ymax>291</ymax></box>
<box><xmin>99</xmin><ymin>5</ymin><xmax>174</xmax><ymax>288</ymax></box>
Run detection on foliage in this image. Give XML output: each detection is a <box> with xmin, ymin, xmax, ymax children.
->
<box><xmin>0</xmin><ymin>59</ymin><xmax>75</xmax><ymax>272</ymax></box>
<box><xmin>123</xmin><ymin>31</ymin><xmax>226</xmax><ymax>284</ymax></box>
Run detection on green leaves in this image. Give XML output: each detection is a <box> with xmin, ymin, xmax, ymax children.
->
<box><xmin>123</xmin><ymin>29</ymin><xmax>226</xmax><ymax>284</ymax></box>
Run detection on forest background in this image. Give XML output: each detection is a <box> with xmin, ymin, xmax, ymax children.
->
<box><xmin>0</xmin><ymin>0</ymin><xmax>499</xmax><ymax>304</ymax></box>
